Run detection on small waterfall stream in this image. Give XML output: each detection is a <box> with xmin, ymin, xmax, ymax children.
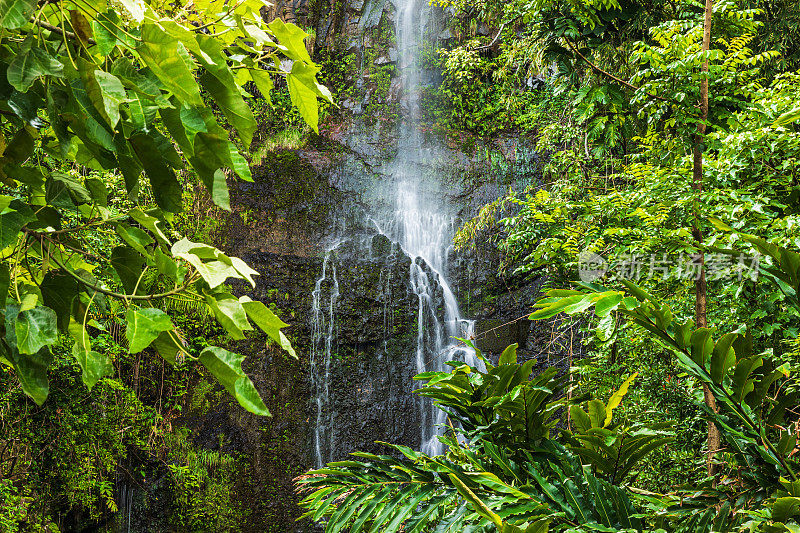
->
<box><xmin>310</xmin><ymin>249</ymin><xmax>340</xmax><ymax>467</ymax></box>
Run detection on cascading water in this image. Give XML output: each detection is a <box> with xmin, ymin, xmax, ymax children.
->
<box><xmin>391</xmin><ymin>0</ymin><xmax>483</xmax><ymax>455</ymax></box>
<box><xmin>394</xmin><ymin>186</ymin><xmax>482</xmax><ymax>455</ymax></box>
<box><xmin>309</xmin><ymin>0</ymin><xmax>482</xmax><ymax>462</ymax></box>
<box><xmin>310</xmin><ymin>249</ymin><xmax>339</xmax><ymax>467</ymax></box>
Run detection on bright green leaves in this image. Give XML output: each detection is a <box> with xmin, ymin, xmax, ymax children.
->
<box><xmin>530</xmin><ymin>290</ymin><xmax>622</xmax><ymax>320</ymax></box>
<box><xmin>69</xmin><ymin>319</ymin><xmax>113</xmax><ymax>389</ymax></box>
<box><xmin>204</xmin><ymin>292</ymin><xmax>253</xmax><ymax>340</ymax></box>
<box><xmin>7</xmin><ymin>38</ymin><xmax>64</xmax><ymax>93</ymax></box>
<box><xmin>172</xmin><ymin>238</ymin><xmax>258</xmax><ymax>289</ymax></box>
<box><xmin>0</xmin><ymin>0</ymin><xmax>36</xmax><ymax>29</ymax></box>
<box><xmin>196</xmin><ymin>34</ymin><xmax>256</xmax><ymax>147</ymax></box>
<box><xmin>14</xmin><ymin>305</ymin><xmax>58</xmax><ymax>355</ymax></box>
<box><xmin>199</xmin><ymin>347</ymin><xmax>269</xmax><ymax>416</ymax></box>
<box><xmin>137</xmin><ymin>23</ymin><xmax>203</xmax><ymax>107</ymax></box>
<box><xmin>0</xmin><ymin>8</ymin><xmax>317</xmax><ymax>416</ymax></box>
<box><xmin>92</xmin><ymin>71</ymin><xmax>127</xmax><ymax>127</ymax></box>
<box><xmin>0</xmin><ymin>199</ymin><xmax>35</xmax><ymax>249</ymax></box>
<box><xmin>287</xmin><ymin>60</ymin><xmax>334</xmax><ymax>133</ymax></box>
<box><xmin>93</xmin><ymin>11</ymin><xmax>137</xmax><ymax>55</ymax></box>
<box><xmin>240</xmin><ymin>296</ymin><xmax>297</xmax><ymax>358</ymax></box>
<box><xmin>604</xmin><ymin>373</ymin><xmax>637</xmax><ymax>427</ymax></box>
<box><xmin>125</xmin><ymin>307</ymin><xmax>174</xmax><ymax>353</ymax></box>
<box><xmin>73</xmin><ymin>345</ymin><xmax>113</xmax><ymax>389</ymax></box>
<box><xmin>267</xmin><ymin>19</ymin><xmax>312</xmax><ymax>63</ymax></box>
<box><xmin>200</xmin><ymin>72</ymin><xmax>256</xmax><ymax>147</ymax></box>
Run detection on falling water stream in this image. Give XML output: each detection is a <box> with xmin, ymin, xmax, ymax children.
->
<box><xmin>310</xmin><ymin>0</ymin><xmax>481</xmax><ymax>463</ymax></box>
<box><xmin>310</xmin><ymin>249</ymin><xmax>340</xmax><ymax>468</ymax></box>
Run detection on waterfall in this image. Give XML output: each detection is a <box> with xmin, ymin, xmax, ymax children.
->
<box><xmin>308</xmin><ymin>0</ymin><xmax>482</xmax><ymax>463</ymax></box>
<box><xmin>392</xmin><ymin>0</ymin><xmax>482</xmax><ymax>456</ymax></box>
<box><xmin>310</xmin><ymin>249</ymin><xmax>339</xmax><ymax>467</ymax></box>
<box><xmin>395</xmin><ymin>187</ymin><xmax>482</xmax><ymax>455</ymax></box>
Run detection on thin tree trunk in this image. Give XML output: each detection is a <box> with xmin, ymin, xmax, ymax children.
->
<box><xmin>693</xmin><ymin>0</ymin><xmax>721</xmax><ymax>481</ymax></box>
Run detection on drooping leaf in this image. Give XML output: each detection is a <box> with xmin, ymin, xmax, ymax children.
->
<box><xmin>499</xmin><ymin>343</ymin><xmax>518</xmax><ymax>365</ymax></box>
<box><xmin>115</xmin><ymin>222</ymin><xmax>154</xmax><ymax>257</ymax></box>
<box><xmin>151</xmin><ymin>330</ymin><xmax>186</xmax><ymax>363</ymax></box>
<box><xmin>129</xmin><ymin>133</ymin><xmax>183</xmax><ymax>213</ymax></box>
<box><xmin>8</xmin><ymin>38</ymin><xmax>64</xmax><ymax>92</ymax></box>
<box><xmin>199</xmin><ymin>346</ymin><xmax>270</xmax><ymax>416</ymax></box>
<box><xmin>40</xmin><ymin>271</ymin><xmax>80</xmax><ymax>332</ymax></box>
<box><xmin>267</xmin><ymin>19</ymin><xmax>312</xmax><ymax>63</ymax></box>
<box><xmin>137</xmin><ymin>23</ymin><xmax>203</xmax><ymax>107</ymax></box>
<box><xmin>205</xmin><ymin>292</ymin><xmax>253</xmax><ymax>340</ymax></box>
<box><xmin>93</xmin><ymin>71</ymin><xmax>127</xmax><ymax>127</ymax></box>
<box><xmin>250</xmin><ymin>69</ymin><xmax>273</xmax><ymax>104</ymax></box>
<box><xmin>604</xmin><ymin>373</ymin><xmax>637</xmax><ymax>427</ymax></box>
<box><xmin>0</xmin><ymin>199</ymin><xmax>35</xmax><ymax>249</ymax></box>
<box><xmin>14</xmin><ymin>305</ymin><xmax>58</xmax><ymax>354</ymax></box>
<box><xmin>240</xmin><ymin>296</ymin><xmax>296</xmax><ymax>358</ymax></box>
<box><xmin>110</xmin><ymin>246</ymin><xmax>145</xmax><ymax>294</ymax></box>
<box><xmin>125</xmin><ymin>307</ymin><xmax>174</xmax><ymax>353</ymax></box>
<box><xmin>287</xmin><ymin>60</ymin><xmax>322</xmax><ymax>132</ymax></box>
<box><xmin>73</xmin><ymin>346</ymin><xmax>113</xmax><ymax>389</ymax></box>
<box><xmin>196</xmin><ymin>34</ymin><xmax>256</xmax><ymax>147</ymax></box>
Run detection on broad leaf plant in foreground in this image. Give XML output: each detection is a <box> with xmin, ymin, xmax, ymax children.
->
<box><xmin>0</xmin><ymin>0</ymin><xmax>332</xmax><ymax>413</ymax></box>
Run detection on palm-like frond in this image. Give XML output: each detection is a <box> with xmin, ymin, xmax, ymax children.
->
<box><xmin>298</xmin><ymin>438</ymin><xmax>649</xmax><ymax>532</ymax></box>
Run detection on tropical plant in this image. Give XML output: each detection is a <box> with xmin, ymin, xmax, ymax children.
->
<box><xmin>0</xmin><ymin>0</ymin><xmax>332</xmax><ymax>412</ymax></box>
<box><xmin>297</xmin><ymin>344</ymin><xmax>671</xmax><ymax>532</ymax></box>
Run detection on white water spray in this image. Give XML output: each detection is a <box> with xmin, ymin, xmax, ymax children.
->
<box><xmin>393</xmin><ymin>0</ymin><xmax>482</xmax><ymax>456</ymax></box>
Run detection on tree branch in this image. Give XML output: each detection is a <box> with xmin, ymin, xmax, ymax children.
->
<box><xmin>33</xmin><ymin>19</ymin><xmax>97</xmax><ymax>45</ymax></box>
<box><xmin>563</xmin><ymin>39</ymin><xmax>678</xmax><ymax>105</ymax></box>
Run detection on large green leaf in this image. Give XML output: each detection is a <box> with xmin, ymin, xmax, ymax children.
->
<box><xmin>93</xmin><ymin>71</ymin><xmax>127</xmax><ymax>127</ymax></box>
<box><xmin>0</xmin><ymin>199</ymin><xmax>35</xmax><ymax>249</ymax></box>
<box><xmin>151</xmin><ymin>330</ymin><xmax>185</xmax><ymax>363</ymax></box>
<box><xmin>14</xmin><ymin>305</ymin><xmax>58</xmax><ymax>354</ymax></box>
<box><xmin>0</xmin><ymin>0</ymin><xmax>36</xmax><ymax>29</ymax></box>
<box><xmin>7</xmin><ymin>38</ymin><xmax>64</xmax><ymax>92</ymax></box>
<box><xmin>199</xmin><ymin>71</ymin><xmax>255</xmax><ymax>148</ymax></box>
<box><xmin>137</xmin><ymin>23</ymin><xmax>203</xmax><ymax>107</ymax></box>
<box><xmin>4</xmin><ymin>304</ymin><xmax>53</xmax><ymax>405</ymax></box>
<box><xmin>287</xmin><ymin>60</ymin><xmax>322</xmax><ymax>132</ymax></box>
<box><xmin>199</xmin><ymin>346</ymin><xmax>269</xmax><ymax>416</ymax></box>
<box><xmin>92</xmin><ymin>11</ymin><xmax>138</xmax><ymax>54</ymax></box>
<box><xmin>773</xmin><ymin>497</ymin><xmax>800</xmax><ymax>523</ymax></box>
<box><xmin>205</xmin><ymin>292</ymin><xmax>253</xmax><ymax>340</ymax></box>
<box><xmin>40</xmin><ymin>271</ymin><xmax>80</xmax><ymax>332</ymax></box>
<box><xmin>240</xmin><ymin>296</ymin><xmax>296</xmax><ymax>358</ymax></box>
<box><xmin>171</xmin><ymin>239</ymin><xmax>238</xmax><ymax>288</ymax></box>
<box><xmin>129</xmin><ymin>133</ymin><xmax>183</xmax><ymax>213</ymax></box>
<box><xmin>73</xmin><ymin>346</ymin><xmax>113</xmax><ymax>389</ymax></box>
<box><xmin>250</xmin><ymin>69</ymin><xmax>273</xmax><ymax>104</ymax></box>
<box><xmin>110</xmin><ymin>246</ymin><xmax>145</xmax><ymax>294</ymax></box>
<box><xmin>267</xmin><ymin>19</ymin><xmax>312</xmax><ymax>62</ymax></box>
<box><xmin>196</xmin><ymin>34</ymin><xmax>255</xmax><ymax>147</ymax></box>
<box><xmin>69</xmin><ymin>319</ymin><xmax>113</xmax><ymax>389</ymax></box>
<box><xmin>125</xmin><ymin>307</ymin><xmax>174</xmax><ymax>353</ymax></box>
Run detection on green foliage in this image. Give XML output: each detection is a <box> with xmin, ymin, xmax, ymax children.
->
<box><xmin>298</xmin><ymin>346</ymin><xmax>670</xmax><ymax>531</ymax></box>
<box><xmin>0</xmin><ymin>0</ymin><xmax>334</xmax><ymax>411</ymax></box>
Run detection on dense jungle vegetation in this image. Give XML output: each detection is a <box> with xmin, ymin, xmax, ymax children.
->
<box><xmin>0</xmin><ymin>0</ymin><xmax>327</xmax><ymax>529</ymax></box>
<box><xmin>298</xmin><ymin>0</ymin><xmax>800</xmax><ymax>531</ymax></box>
<box><xmin>1</xmin><ymin>0</ymin><xmax>800</xmax><ymax>530</ymax></box>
